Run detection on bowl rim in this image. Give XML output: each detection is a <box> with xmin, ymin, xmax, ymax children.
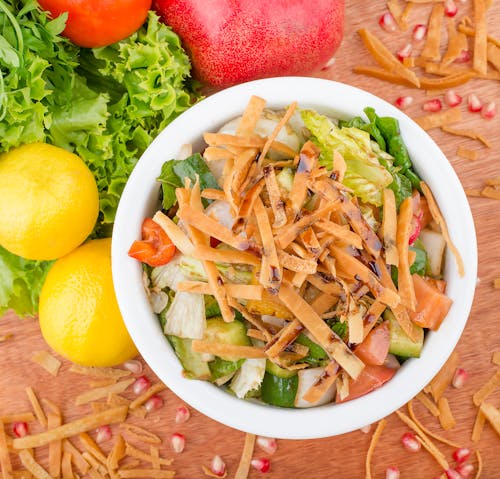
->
<box><xmin>112</xmin><ymin>76</ymin><xmax>477</xmax><ymax>439</ymax></box>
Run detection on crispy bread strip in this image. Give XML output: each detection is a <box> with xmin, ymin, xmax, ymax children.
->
<box><xmin>421</xmin><ymin>4</ymin><xmax>445</xmax><ymax>61</ymax></box>
<box><xmin>382</xmin><ymin>189</ymin><xmax>399</xmax><ymax>266</ymax></box>
<box><xmin>153</xmin><ymin>211</ymin><xmax>195</xmax><ymax>256</ymax></box>
<box><xmin>365</xmin><ymin>420</ymin><xmax>387</xmax><ymax>479</ymax></box>
<box><xmin>234</xmin><ymin>433</ymin><xmax>256</xmax><ymax>479</ymax></box>
<box><xmin>303</xmin><ymin>361</ymin><xmax>340</xmax><ymax>404</ymax></box>
<box><xmin>420</xmin><ymin>182</ymin><xmax>464</xmax><ymax>276</ymax></box>
<box><xmin>236</xmin><ymin>96</ymin><xmax>266</xmax><ymax>136</ymax></box>
<box><xmin>415</xmin><ymin>108</ymin><xmax>462</xmax><ymax>131</ymax></box>
<box><xmin>278</xmin><ymin>283</ymin><xmax>364</xmax><ymax>379</ymax></box>
<box><xmin>191</xmin><ymin>341</ymin><xmax>266</xmax><ymax>359</ymax></box>
<box><xmin>358</xmin><ymin>29</ymin><xmax>420</xmax><ymax>87</ymax></box>
<box><xmin>258</xmin><ymin>102</ymin><xmax>297</xmax><ymax>165</ymax></box>
<box><xmin>263</xmin><ymin>165</ymin><xmax>287</xmax><ymax>228</ymax></box>
<box><xmin>13</xmin><ymin>407</ymin><xmax>128</xmax><ymax>449</ymax></box>
<box><xmin>177</xmin><ymin>282</ymin><xmax>263</xmax><ymax>301</ymax></box>
<box><xmin>265</xmin><ymin>319</ymin><xmax>304</xmax><ymax>358</ymax></box>
<box><xmin>473</xmin><ymin>0</ymin><xmax>488</xmax><ymax>75</ymax></box>
<box><xmin>254</xmin><ymin>197</ymin><xmax>282</xmax><ymax>292</ymax></box>
<box><xmin>289</xmin><ymin>141</ymin><xmax>319</xmax><ymax>216</ymax></box>
<box><xmin>396</xmin><ymin>197</ymin><xmax>416</xmax><ymax>310</ymax></box>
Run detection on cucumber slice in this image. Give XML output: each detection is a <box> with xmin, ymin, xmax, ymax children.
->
<box><xmin>266</xmin><ymin>360</ymin><xmax>297</xmax><ymax>378</ymax></box>
<box><xmin>167</xmin><ymin>336</ymin><xmax>211</xmax><ymax>379</ymax></box>
<box><xmin>204</xmin><ymin>318</ymin><xmax>250</xmax><ymax>346</ymax></box>
<box><xmin>261</xmin><ymin>372</ymin><xmax>298</xmax><ymax>407</ymax></box>
<box><xmin>384</xmin><ymin>310</ymin><xmax>424</xmax><ymax>358</ymax></box>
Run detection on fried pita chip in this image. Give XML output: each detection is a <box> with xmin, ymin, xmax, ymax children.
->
<box><xmin>30</xmin><ymin>351</ymin><xmax>61</xmax><ymax>377</ymax></box>
<box><xmin>472</xmin><ymin>408</ymin><xmax>486</xmax><ymax>442</ymax></box>
<box><xmin>18</xmin><ymin>450</ymin><xmax>51</xmax><ymax>479</ymax></box>
<box><xmin>437</xmin><ymin>397</ymin><xmax>456</xmax><ymax>430</ymax></box>
<box><xmin>0</xmin><ymin>421</ymin><xmax>13</xmax><ymax>479</ymax></box>
<box><xmin>415</xmin><ymin>108</ymin><xmax>462</xmax><ymax>130</ymax></box>
<box><xmin>365</xmin><ymin>419</ymin><xmax>386</xmax><ymax>479</ymax></box>
<box><xmin>473</xmin><ymin>0</ymin><xmax>488</xmax><ymax>75</ymax></box>
<box><xmin>358</xmin><ymin>29</ymin><xmax>420</xmax><ymax>87</ymax></box>
<box><xmin>25</xmin><ymin>387</ymin><xmax>47</xmax><ymax>428</ymax></box>
<box><xmin>473</xmin><ymin>370</ymin><xmax>500</xmax><ymax>406</ymax></box>
<box><xmin>69</xmin><ymin>365</ymin><xmax>130</xmax><ymax>380</ymax></box>
<box><xmin>13</xmin><ymin>406</ymin><xmax>128</xmax><ymax>449</ymax></box>
<box><xmin>75</xmin><ymin>379</ymin><xmax>134</xmax><ymax>406</ymax></box>
<box><xmin>236</xmin><ymin>96</ymin><xmax>266</xmax><ymax>137</ymax></box>
<box><xmin>428</xmin><ymin>351</ymin><xmax>459</xmax><ymax>402</ymax></box>
<box><xmin>457</xmin><ymin>147</ymin><xmax>481</xmax><ymax>161</ymax></box>
<box><xmin>421</xmin><ymin>4</ymin><xmax>445</xmax><ymax>61</ymax></box>
<box><xmin>480</xmin><ymin>402</ymin><xmax>500</xmax><ymax>437</ymax></box>
<box><xmin>234</xmin><ymin>433</ymin><xmax>256</xmax><ymax>479</ymax></box>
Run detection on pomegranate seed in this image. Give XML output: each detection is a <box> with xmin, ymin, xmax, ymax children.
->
<box><xmin>144</xmin><ymin>395</ymin><xmax>164</xmax><ymax>412</ymax></box>
<box><xmin>132</xmin><ymin>375</ymin><xmax>151</xmax><ymax>395</ymax></box>
<box><xmin>395</xmin><ymin>96</ymin><xmax>413</xmax><ymax>109</ymax></box>
<box><xmin>122</xmin><ymin>359</ymin><xmax>143</xmax><ymax>375</ymax></box>
<box><xmin>379</xmin><ymin>12</ymin><xmax>397</xmax><ymax>32</ymax></box>
<box><xmin>422</xmin><ymin>99</ymin><xmax>443</xmax><ymax>113</ymax></box>
<box><xmin>12</xmin><ymin>422</ymin><xmax>28</xmax><ymax>438</ymax></box>
<box><xmin>455</xmin><ymin>50</ymin><xmax>471</xmax><ymax>63</ymax></box>
<box><xmin>321</xmin><ymin>56</ymin><xmax>336</xmax><ymax>71</ymax></box>
<box><xmin>175</xmin><ymin>405</ymin><xmax>191</xmax><ymax>424</ymax></box>
<box><xmin>444</xmin><ymin>90</ymin><xmax>463</xmax><ymax>107</ymax></box>
<box><xmin>386</xmin><ymin>466</ymin><xmax>400</xmax><ymax>479</ymax></box>
<box><xmin>95</xmin><ymin>425</ymin><xmax>112</xmax><ymax>443</ymax></box>
<box><xmin>452</xmin><ymin>368</ymin><xmax>469</xmax><ymax>388</ymax></box>
<box><xmin>446</xmin><ymin>468</ymin><xmax>462</xmax><ymax>479</ymax></box>
<box><xmin>210</xmin><ymin>455</ymin><xmax>226</xmax><ymax>477</ymax></box>
<box><xmin>409</xmin><ymin>212</ymin><xmax>423</xmax><ymax>245</ymax></box>
<box><xmin>481</xmin><ymin>101</ymin><xmax>496</xmax><ymax>120</ymax></box>
<box><xmin>444</xmin><ymin>0</ymin><xmax>458</xmax><ymax>17</ymax></box>
<box><xmin>452</xmin><ymin>447</ymin><xmax>471</xmax><ymax>463</ymax></box>
<box><xmin>360</xmin><ymin>424</ymin><xmax>372</xmax><ymax>434</ymax></box>
<box><xmin>171</xmin><ymin>433</ymin><xmax>185</xmax><ymax>453</ymax></box>
<box><xmin>412</xmin><ymin>24</ymin><xmax>427</xmax><ymax>42</ymax></box>
<box><xmin>396</xmin><ymin>43</ymin><xmax>413</xmax><ymax>62</ymax></box>
<box><xmin>401</xmin><ymin>432</ymin><xmax>421</xmax><ymax>452</ymax></box>
<box><xmin>251</xmin><ymin>458</ymin><xmax>271</xmax><ymax>473</ymax></box>
<box><xmin>456</xmin><ymin>463</ymin><xmax>474</xmax><ymax>478</ymax></box>
<box><xmin>468</xmin><ymin>94</ymin><xmax>482</xmax><ymax>113</ymax></box>
<box><xmin>256</xmin><ymin>436</ymin><xmax>278</xmax><ymax>455</ymax></box>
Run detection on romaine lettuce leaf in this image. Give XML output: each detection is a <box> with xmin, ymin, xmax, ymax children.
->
<box><xmin>301</xmin><ymin>109</ymin><xmax>392</xmax><ymax>206</ymax></box>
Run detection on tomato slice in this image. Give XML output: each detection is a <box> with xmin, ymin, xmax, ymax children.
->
<box><xmin>354</xmin><ymin>321</ymin><xmax>390</xmax><ymax>366</ymax></box>
<box><xmin>128</xmin><ymin>218</ymin><xmax>175</xmax><ymax>267</ymax></box>
<box><xmin>336</xmin><ymin>365</ymin><xmax>396</xmax><ymax>403</ymax></box>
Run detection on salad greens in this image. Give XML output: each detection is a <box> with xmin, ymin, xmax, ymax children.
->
<box><xmin>131</xmin><ymin>98</ymin><xmax>453</xmax><ymax>409</ymax></box>
<box><xmin>158</xmin><ymin>153</ymin><xmax>220</xmax><ymax>210</ymax></box>
<box><xmin>0</xmin><ymin>0</ymin><xmax>198</xmax><ymax>317</ymax></box>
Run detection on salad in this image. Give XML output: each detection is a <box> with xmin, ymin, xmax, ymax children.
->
<box><xmin>129</xmin><ymin>95</ymin><xmax>462</xmax><ymax>408</ymax></box>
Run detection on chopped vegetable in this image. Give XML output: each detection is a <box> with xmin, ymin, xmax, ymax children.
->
<box><xmin>129</xmin><ymin>218</ymin><xmax>176</xmax><ymax>267</ymax></box>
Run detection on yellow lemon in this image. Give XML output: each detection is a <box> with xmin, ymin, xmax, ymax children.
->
<box><xmin>39</xmin><ymin>238</ymin><xmax>138</xmax><ymax>367</ymax></box>
<box><xmin>0</xmin><ymin>143</ymin><xmax>99</xmax><ymax>260</ymax></box>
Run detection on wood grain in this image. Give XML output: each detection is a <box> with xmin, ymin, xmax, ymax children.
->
<box><xmin>1</xmin><ymin>1</ymin><xmax>499</xmax><ymax>477</ymax></box>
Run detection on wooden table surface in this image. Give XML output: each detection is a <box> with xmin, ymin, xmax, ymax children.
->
<box><xmin>1</xmin><ymin>1</ymin><xmax>499</xmax><ymax>478</ymax></box>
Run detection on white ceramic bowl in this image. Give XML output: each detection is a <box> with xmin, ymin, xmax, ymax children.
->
<box><xmin>112</xmin><ymin>77</ymin><xmax>477</xmax><ymax>439</ymax></box>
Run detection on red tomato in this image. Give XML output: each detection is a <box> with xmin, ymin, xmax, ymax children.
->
<box><xmin>354</xmin><ymin>321</ymin><xmax>390</xmax><ymax>366</ymax></box>
<box><xmin>410</xmin><ymin>274</ymin><xmax>452</xmax><ymax>331</ymax></box>
<box><xmin>128</xmin><ymin>218</ymin><xmax>175</xmax><ymax>267</ymax></box>
<box><xmin>38</xmin><ymin>0</ymin><xmax>152</xmax><ymax>48</ymax></box>
<box><xmin>337</xmin><ymin>365</ymin><xmax>396</xmax><ymax>403</ymax></box>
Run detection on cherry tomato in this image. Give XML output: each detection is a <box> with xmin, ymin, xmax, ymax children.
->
<box><xmin>128</xmin><ymin>218</ymin><xmax>175</xmax><ymax>267</ymax></box>
<box><xmin>336</xmin><ymin>365</ymin><xmax>396</xmax><ymax>403</ymax></box>
<box><xmin>354</xmin><ymin>321</ymin><xmax>390</xmax><ymax>366</ymax></box>
<box><xmin>38</xmin><ymin>0</ymin><xmax>152</xmax><ymax>48</ymax></box>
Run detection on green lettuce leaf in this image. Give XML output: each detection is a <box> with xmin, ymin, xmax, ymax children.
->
<box><xmin>157</xmin><ymin>153</ymin><xmax>220</xmax><ymax>210</ymax></box>
<box><xmin>0</xmin><ymin>3</ymin><xmax>198</xmax><ymax>317</ymax></box>
<box><xmin>0</xmin><ymin>246</ymin><xmax>53</xmax><ymax>317</ymax></box>
<box><xmin>301</xmin><ymin>109</ymin><xmax>392</xmax><ymax>206</ymax></box>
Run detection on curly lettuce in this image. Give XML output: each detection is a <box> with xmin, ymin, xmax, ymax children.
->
<box><xmin>300</xmin><ymin>109</ymin><xmax>392</xmax><ymax>206</ymax></box>
<box><xmin>0</xmin><ymin>1</ymin><xmax>198</xmax><ymax>316</ymax></box>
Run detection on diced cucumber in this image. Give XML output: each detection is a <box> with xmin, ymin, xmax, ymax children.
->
<box><xmin>204</xmin><ymin>295</ymin><xmax>221</xmax><ymax>318</ymax></box>
<box><xmin>295</xmin><ymin>333</ymin><xmax>327</xmax><ymax>359</ymax></box>
<box><xmin>204</xmin><ymin>318</ymin><xmax>250</xmax><ymax>347</ymax></box>
<box><xmin>167</xmin><ymin>336</ymin><xmax>211</xmax><ymax>379</ymax></box>
<box><xmin>266</xmin><ymin>360</ymin><xmax>297</xmax><ymax>378</ymax></box>
<box><xmin>384</xmin><ymin>310</ymin><xmax>424</xmax><ymax>358</ymax></box>
<box><xmin>209</xmin><ymin>357</ymin><xmax>244</xmax><ymax>380</ymax></box>
<box><xmin>261</xmin><ymin>372</ymin><xmax>298</xmax><ymax>408</ymax></box>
